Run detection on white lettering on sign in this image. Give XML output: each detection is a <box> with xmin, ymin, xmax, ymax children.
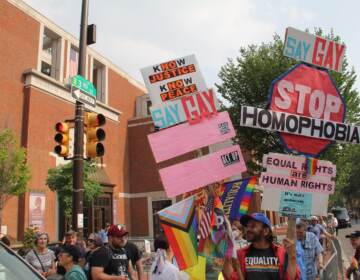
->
<box><xmin>275</xmin><ymin>80</ymin><xmax>342</xmax><ymax>120</ymax></box>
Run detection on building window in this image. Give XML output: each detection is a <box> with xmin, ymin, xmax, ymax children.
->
<box><xmin>92</xmin><ymin>59</ymin><xmax>107</xmax><ymax>103</ymax></box>
<box><xmin>146</xmin><ymin>100</ymin><xmax>152</xmax><ymax>116</ymax></box>
<box><xmin>40</xmin><ymin>28</ymin><xmax>61</xmax><ymax>79</ymax></box>
<box><xmin>69</xmin><ymin>46</ymin><xmax>79</xmax><ymax>78</ymax></box>
<box><xmin>152</xmin><ymin>200</ymin><xmax>172</xmax><ymax>237</ymax></box>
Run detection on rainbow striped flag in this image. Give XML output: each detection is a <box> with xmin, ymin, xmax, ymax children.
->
<box><xmin>158</xmin><ymin>196</ymin><xmax>198</xmax><ymax>270</ymax></box>
<box><xmin>221</xmin><ymin>176</ymin><xmax>256</xmax><ymax>221</ymax></box>
<box><xmin>305</xmin><ymin>157</ymin><xmax>318</xmax><ymax>177</ymax></box>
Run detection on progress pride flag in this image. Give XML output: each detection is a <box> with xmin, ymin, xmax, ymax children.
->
<box><xmin>159</xmin><ymin>145</ymin><xmax>247</xmax><ymax>198</ymax></box>
<box><xmin>148</xmin><ymin>111</ymin><xmax>235</xmax><ymax>163</ymax></box>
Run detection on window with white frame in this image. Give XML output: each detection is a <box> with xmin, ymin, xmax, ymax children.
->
<box><xmin>40</xmin><ymin>28</ymin><xmax>62</xmax><ymax>80</ymax></box>
<box><xmin>92</xmin><ymin>59</ymin><xmax>107</xmax><ymax>103</ymax></box>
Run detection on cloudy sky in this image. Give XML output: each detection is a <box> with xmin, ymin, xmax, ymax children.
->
<box><xmin>24</xmin><ymin>0</ymin><xmax>360</xmax><ymax>93</ymax></box>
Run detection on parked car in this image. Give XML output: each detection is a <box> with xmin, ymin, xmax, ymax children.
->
<box><xmin>332</xmin><ymin>207</ymin><xmax>352</xmax><ymax>228</ymax></box>
<box><xmin>0</xmin><ymin>241</ymin><xmax>45</xmax><ymax>279</ymax></box>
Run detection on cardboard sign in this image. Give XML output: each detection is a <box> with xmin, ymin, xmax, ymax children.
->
<box><xmin>159</xmin><ymin>145</ymin><xmax>247</xmax><ymax>198</ymax></box>
<box><xmin>239</xmin><ymin>106</ymin><xmax>360</xmax><ymax>145</ymax></box>
<box><xmin>268</xmin><ymin>63</ymin><xmax>346</xmax><ymax>156</ymax></box>
<box><xmin>260</xmin><ymin>172</ymin><xmax>334</xmax><ymax>194</ymax></box>
<box><xmin>261</xmin><ymin>187</ymin><xmax>328</xmax><ymax>217</ymax></box>
<box><xmin>141</xmin><ymin>55</ymin><xmax>207</xmax><ymax>105</ymax></box>
<box><xmin>284</xmin><ymin>27</ymin><xmax>346</xmax><ymax>73</ymax></box>
<box><xmin>148</xmin><ymin>111</ymin><xmax>235</xmax><ymax>163</ymax></box>
<box><xmin>279</xmin><ymin>191</ymin><xmax>312</xmax><ymax>218</ymax></box>
<box><xmin>150</xmin><ymin>89</ymin><xmax>220</xmax><ymax>129</ymax></box>
<box><xmin>263</xmin><ymin>153</ymin><xmax>336</xmax><ymax>179</ymax></box>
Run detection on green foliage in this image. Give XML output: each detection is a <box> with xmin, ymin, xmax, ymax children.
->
<box><xmin>0</xmin><ymin>129</ymin><xmax>30</xmax><ymax>221</ymax></box>
<box><xmin>217</xmin><ymin>30</ymin><xmax>360</xmax><ymax>177</ymax></box>
<box><xmin>46</xmin><ymin>160</ymin><xmax>102</xmax><ymax>228</ymax></box>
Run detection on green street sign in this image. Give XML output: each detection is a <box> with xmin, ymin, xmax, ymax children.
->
<box><xmin>71</xmin><ymin>75</ymin><xmax>96</xmax><ymax>97</ymax></box>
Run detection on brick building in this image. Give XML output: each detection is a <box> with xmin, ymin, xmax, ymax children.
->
<box><xmin>0</xmin><ymin>0</ymin><xmax>281</xmax><ymax>242</ymax></box>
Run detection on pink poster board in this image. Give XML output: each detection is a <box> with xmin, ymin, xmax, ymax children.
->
<box><xmin>159</xmin><ymin>145</ymin><xmax>247</xmax><ymax>197</ymax></box>
<box><xmin>148</xmin><ymin>111</ymin><xmax>235</xmax><ymax>163</ymax></box>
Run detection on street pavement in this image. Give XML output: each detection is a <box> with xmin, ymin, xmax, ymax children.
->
<box><xmin>337</xmin><ymin>219</ymin><xmax>360</xmax><ymax>267</ymax></box>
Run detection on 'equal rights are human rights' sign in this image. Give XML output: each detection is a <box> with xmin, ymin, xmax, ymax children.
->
<box><xmin>283</xmin><ymin>27</ymin><xmax>346</xmax><ymax>73</ymax></box>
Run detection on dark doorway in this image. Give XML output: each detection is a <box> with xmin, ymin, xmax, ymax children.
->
<box><xmin>152</xmin><ymin>200</ymin><xmax>172</xmax><ymax>237</ymax></box>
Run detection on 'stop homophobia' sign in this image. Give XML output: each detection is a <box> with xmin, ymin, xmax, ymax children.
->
<box><xmin>141</xmin><ymin>55</ymin><xmax>207</xmax><ymax>105</ymax></box>
<box><xmin>284</xmin><ymin>27</ymin><xmax>346</xmax><ymax>73</ymax></box>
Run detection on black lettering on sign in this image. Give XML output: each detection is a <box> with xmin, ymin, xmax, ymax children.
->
<box><xmin>221</xmin><ymin>151</ymin><xmax>240</xmax><ymax>167</ymax></box>
<box><xmin>218</xmin><ymin>122</ymin><xmax>230</xmax><ymax>135</ymax></box>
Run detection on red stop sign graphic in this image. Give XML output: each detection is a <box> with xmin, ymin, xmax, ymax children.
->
<box><xmin>269</xmin><ymin>63</ymin><xmax>345</xmax><ymax>156</ymax></box>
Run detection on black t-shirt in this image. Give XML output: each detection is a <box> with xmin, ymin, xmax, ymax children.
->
<box><xmin>245</xmin><ymin>246</ymin><xmax>279</xmax><ymax>280</ymax></box>
<box><xmin>124</xmin><ymin>242</ymin><xmax>142</xmax><ymax>266</ymax></box>
<box><xmin>90</xmin><ymin>245</ymin><xmax>129</xmax><ymax>278</ymax></box>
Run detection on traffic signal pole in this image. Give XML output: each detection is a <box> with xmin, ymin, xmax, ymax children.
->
<box><xmin>72</xmin><ymin>0</ymin><xmax>89</xmax><ymax>233</ymax></box>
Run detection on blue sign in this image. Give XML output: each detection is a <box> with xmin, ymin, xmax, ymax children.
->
<box><xmin>279</xmin><ymin>191</ymin><xmax>312</xmax><ymax>218</ymax></box>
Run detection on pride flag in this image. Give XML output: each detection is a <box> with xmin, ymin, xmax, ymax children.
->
<box><xmin>305</xmin><ymin>157</ymin><xmax>318</xmax><ymax>177</ymax></box>
<box><xmin>221</xmin><ymin>176</ymin><xmax>256</xmax><ymax>221</ymax></box>
<box><xmin>158</xmin><ymin>196</ymin><xmax>198</xmax><ymax>270</ymax></box>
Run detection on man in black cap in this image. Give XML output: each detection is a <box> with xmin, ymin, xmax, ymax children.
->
<box><xmin>90</xmin><ymin>225</ymin><xmax>136</xmax><ymax>280</ymax></box>
<box><xmin>223</xmin><ymin>213</ymin><xmax>299</xmax><ymax>280</ymax></box>
<box><xmin>346</xmin><ymin>231</ymin><xmax>360</xmax><ymax>279</ymax></box>
<box><xmin>58</xmin><ymin>245</ymin><xmax>87</xmax><ymax>280</ymax></box>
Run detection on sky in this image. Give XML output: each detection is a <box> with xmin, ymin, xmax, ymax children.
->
<box><xmin>24</xmin><ymin>0</ymin><xmax>360</xmax><ymax>95</ymax></box>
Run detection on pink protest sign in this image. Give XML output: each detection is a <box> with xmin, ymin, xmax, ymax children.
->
<box><xmin>159</xmin><ymin>145</ymin><xmax>247</xmax><ymax>197</ymax></box>
<box><xmin>148</xmin><ymin>111</ymin><xmax>235</xmax><ymax>163</ymax></box>
<box><xmin>260</xmin><ymin>172</ymin><xmax>334</xmax><ymax>194</ymax></box>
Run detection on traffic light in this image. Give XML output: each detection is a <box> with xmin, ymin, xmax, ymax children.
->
<box><xmin>85</xmin><ymin>112</ymin><xmax>106</xmax><ymax>158</ymax></box>
<box><xmin>54</xmin><ymin>122</ymin><xmax>70</xmax><ymax>158</ymax></box>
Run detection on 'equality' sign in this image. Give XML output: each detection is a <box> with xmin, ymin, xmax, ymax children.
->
<box><xmin>141</xmin><ymin>55</ymin><xmax>207</xmax><ymax>105</ymax></box>
<box><xmin>284</xmin><ymin>27</ymin><xmax>346</xmax><ymax>73</ymax></box>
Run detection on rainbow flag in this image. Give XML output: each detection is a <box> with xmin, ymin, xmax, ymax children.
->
<box><xmin>305</xmin><ymin>157</ymin><xmax>318</xmax><ymax>177</ymax></box>
<box><xmin>158</xmin><ymin>196</ymin><xmax>198</xmax><ymax>270</ymax></box>
<box><xmin>221</xmin><ymin>176</ymin><xmax>256</xmax><ymax>221</ymax></box>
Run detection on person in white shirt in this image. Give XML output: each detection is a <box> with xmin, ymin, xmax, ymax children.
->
<box><xmin>150</xmin><ymin>236</ymin><xmax>188</xmax><ymax>280</ymax></box>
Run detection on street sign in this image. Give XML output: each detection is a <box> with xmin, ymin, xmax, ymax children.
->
<box><xmin>71</xmin><ymin>75</ymin><xmax>97</xmax><ymax>107</ymax></box>
<box><xmin>72</xmin><ymin>75</ymin><xmax>96</xmax><ymax>97</ymax></box>
<box><xmin>268</xmin><ymin>63</ymin><xmax>345</xmax><ymax>156</ymax></box>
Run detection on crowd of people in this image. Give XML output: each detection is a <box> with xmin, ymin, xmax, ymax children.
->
<box><xmin>2</xmin><ymin>211</ymin><xmax>357</xmax><ymax>280</ymax></box>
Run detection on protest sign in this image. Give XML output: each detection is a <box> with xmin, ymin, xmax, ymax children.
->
<box><xmin>150</xmin><ymin>89</ymin><xmax>220</xmax><ymax>129</ymax></box>
<box><xmin>261</xmin><ymin>188</ymin><xmax>329</xmax><ymax>217</ymax></box>
<box><xmin>284</xmin><ymin>27</ymin><xmax>346</xmax><ymax>72</ymax></box>
<box><xmin>141</xmin><ymin>55</ymin><xmax>207</xmax><ymax>105</ymax></box>
<box><xmin>263</xmin><ymin>153</ymin><xmax>336</xmax><ymax>179</ymax></box>
<box><xmin>239</xmin><ymin>106</ymin><xmax>360</xmax><ymax>145</ymax></box>
<box><xmin>148</xmin><ymin>111</ymin><xmax>235</xmax><ymax>163</ymax></box>
<box><xmin>159</xmin><ymin>145</ymin><xmax>247</xmax><ymax>198</ymax></box>
<box><xmin>268</xmin><ymin>63</ymin><xmax>346</xmax><ymax>156</ymax></box>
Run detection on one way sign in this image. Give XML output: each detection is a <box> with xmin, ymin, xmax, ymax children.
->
<box><xmin>71</xmin><ymin>75</ymin><xmax>96</xmax><ymax>107</ymax></box>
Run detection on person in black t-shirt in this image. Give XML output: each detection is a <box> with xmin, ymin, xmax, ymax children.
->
<box><xmin>90</xmin><ymin>225</ymin><xmax>137</xmax><ymax>280</ymax></box>
<box><xmin>123</xmin><ymin>236</ymin><xmax>144</xmax><ymax>279</ymax></box>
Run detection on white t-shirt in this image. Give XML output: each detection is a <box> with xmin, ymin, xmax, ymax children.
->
<box><xmin>150</xmin><ymin>260</ymin><xmax>189</xmax><ymax>280</ymax></box>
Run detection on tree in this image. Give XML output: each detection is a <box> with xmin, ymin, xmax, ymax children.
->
<box><xmin>217</xmin><ymin>31</ymin><xmax>360</xmax><ymax>173</ymax></box>
<box><xmin>46</xmin><ymin>161</ymin><xmax>102</xmax><ymax>230</ymax></box>
<box><xmin>0</xmin><ymin>129</ymin><xmax>31</xmax><ymax>227</ymax></box>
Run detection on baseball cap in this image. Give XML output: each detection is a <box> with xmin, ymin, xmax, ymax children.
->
<box><xmin>240</xmin><ymin>213</ymin><xmax>272</xmax><ymax>228</ymax></box>
<box><xmin>346</xmin><ymin>231</ymin><xmax>360</xmax><ymax>238</ymax></box>
<box><xmin>107</xmin><ymin>225</ymin><xmax>129</xmax><ymax>238</ymax></box>
<box><xmin>60</xmin><ymin>245</ymin><xmax>81</xmax><ymax>263</ymax></box>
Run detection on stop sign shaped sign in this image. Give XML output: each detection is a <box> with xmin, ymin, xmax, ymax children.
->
<box><xmin>269</xmin><ymin>63</ymin><xmax>345</xmax><ymax>156</ymax></box>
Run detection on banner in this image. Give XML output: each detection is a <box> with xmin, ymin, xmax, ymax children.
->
<box><xmin>261</xmin><ymin>188</ymin><xmax>328</xmax><ymax>217</ymax></box>
<box><xmin>239</xmin><ymin>106</ymin><xmax>359</xmax><ymax>144</ymax></box>
<box><xmin>284</xmin><ymin>27</ymin><xmax>346</xmax><ymax>73</ymax></box>
<box><xmin>158</xmin><ymin>196</ymin><xmax>198</xmax><ymax>270</ymax></box>
<box><xmin>220</xmin><ymin>177</ymin><xmax>256</xmax><ymax>221</ymax></box>
<box><xmin>141</xmin><ymin>54</ymin><xmax>207</xmax><ymax>105</ymax></box>
<box><xmin>148</xmin><ymin>111</ymin><xmax>235</xmax><ymax>163</ymax></box>
<box><xmin>159</xmin><ymin>145</ymin><xmax>247</xmax><ymax>197</ymax></box>
<box><xmin>29</xmin><ymin>192</ymin><xmax>46</xmax><ymax>230</ymax></box>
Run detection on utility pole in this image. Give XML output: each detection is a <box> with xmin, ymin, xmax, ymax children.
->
<box><xmin>72</xmin><ymin>0</ymin><xmax>89</xmax><ymax>234</ymax></box>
